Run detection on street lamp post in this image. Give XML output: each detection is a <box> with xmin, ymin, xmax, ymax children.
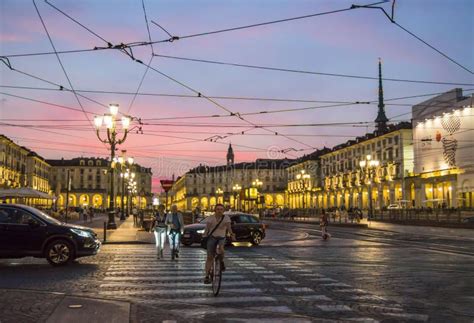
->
<box><xmin>116</xmin><ymin>151</ymin><xmax>134</xmax><ymax>220</ymax></box>
<box><xmin>359</xmin><ymin>155</ymin><xmax>380</xmax><ymax>219</ymax></box>
<box><xmin>215</xmin><ymin>188</ymin><xmax>223</xmax><ymax>205</ymax></box>
<box><xmin>232</xmin><ymin>184</ymin><xmax>242</xmax><ymax>211</ymax></box>
<box><xmin>296</xmin><ymin>170</ymin><xmax>311</xmax><ymax>209</ymax></box>
<box><xmin>94</xmin><ymin>103</ymin><xmax>131</xmax><ymax>229</ymax></box>
<box><xmin>252</xmin><ymin>179</ymin><xmax>263</xmax><ymax>212</ymax></box>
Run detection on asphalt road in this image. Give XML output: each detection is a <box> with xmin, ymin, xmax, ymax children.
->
<box><xmin>0</xmin><ymin>222</ymin><xmax>473</xmax><ymax>322</ymax></box>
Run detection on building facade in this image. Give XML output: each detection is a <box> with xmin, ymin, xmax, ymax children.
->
<box><xmin>413</xmin><ymin>88</ymin><xmax>474</xmax><ymax>208</ymax></box>
<box><xmin>26</xmin><ymin>152</ymin><xmax>51</xmax><ymax>194</ymax></box>
<box><xmin>47</xmin><ymin>157</ymin><xmax>153</xmax><ymax>209</ymax></box>
<box><xmin>287</xmin><ymin>149</ymin><xmax>330</xmax><ymax>209</ymax></box>
<box><xmin>169</xmin><ymin>146</ymin><xmax>293</xmax><ymax>212</ymax></box>
<box><xmin>0</xmin><ymin>135</ymin><xmax>29</xmax><ymax>189</ymax></box>
<box><xmin>319</xmin><ymin>123</ymin><xmax>414</xmax><ymax>210</ymax></box>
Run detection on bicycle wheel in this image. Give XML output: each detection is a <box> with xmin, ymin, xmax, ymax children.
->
<box><xmin>212</xmin><ymin>256</ymin><xmax>222</xmax><ymax>296</ymax></box>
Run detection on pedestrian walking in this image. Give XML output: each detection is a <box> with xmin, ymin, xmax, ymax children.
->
<box><xmin>88</xmin><ymin>207</ymin><xmax>94</xmax><ymax>223</ymax></box>
<box><xmin>132</xmin><ymin>206</ymin><xmax>138</xmax><ymax>226</ymax></box>
<box><xmin>165</xmin><ymin>205</ymin><xmax>184</xmax><ymax>259</ymax></box>
<box><xmin>320</xmin><ymin>211</ymin><xmax>331</xmax><ymax>240</ymax></box>
<box><xmin>152</xmin><ymin>204</ymin><xmax>167</xmax><ymax>259</ymax></box>
<box><xmin>81</xmin><ymin>207</ymin><xmax>87</xmax><ymax>223</ymax></box>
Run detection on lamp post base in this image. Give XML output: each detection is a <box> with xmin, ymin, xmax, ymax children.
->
<box><xmin>107</xmin><ymin>210</ymin><xmax>117</xmax><ymax>229</ymax></box>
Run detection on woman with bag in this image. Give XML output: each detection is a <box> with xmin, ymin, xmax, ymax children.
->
<box><xmin>202</xmin><ymin>203</ymin><xmax>235</xmax><ymax>284</ymax></box>
<box><xmin>152</xmin><ymin>204</ymin><xmax>167</xmax><ymax>259</ymax></box>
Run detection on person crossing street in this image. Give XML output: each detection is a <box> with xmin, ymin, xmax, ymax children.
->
<box><xmin>165</xmin><ymin>205</ymin><xmax>184</xmax><ymax>259</ymax></box>
<box><xmin>152</xmin><ymin>204</ymin><xmax>167</xmax><ymax>259</ymax></box>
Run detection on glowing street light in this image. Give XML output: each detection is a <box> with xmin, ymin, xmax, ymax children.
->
<box><xmin>94</xmin><ymin>103</ymin><xmax>131</xmax><ymax>229</ymax></box>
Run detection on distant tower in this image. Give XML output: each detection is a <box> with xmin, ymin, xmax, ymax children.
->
<box><xmin>375</xmin><ymin>58</ymin><xmax>389</xmax><ymax>134</ymax></box>
<box><xmin>227</xmin><ymin>144</ymin><xmax>234</xmax><ymax>166</ymax></box>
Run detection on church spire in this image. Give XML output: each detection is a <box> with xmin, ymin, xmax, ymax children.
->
<box><xmin>226</xmin><ymin>143</ymin><xmax>234</xmax><ymax>166</ymax></box>
<box><xmin>375</xmin><ymin>58</ymin><xmax>388</xmax><ymax>134</ymax></box>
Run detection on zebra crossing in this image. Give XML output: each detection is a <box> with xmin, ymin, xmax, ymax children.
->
<box><xmin>99</xmin><ymin>246</ymin><xmax>429</xmax><ymax>322</ymax></box>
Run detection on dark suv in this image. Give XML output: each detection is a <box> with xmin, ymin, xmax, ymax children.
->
<box><xmin>0</xmin><ymin>204</ymin><xmax>101</xmax><ymax>266</ymax></box>
<box><xmin>182</xmin><ymin>212</ymin><xmax>266</xmax><ymax>246</ymax></box>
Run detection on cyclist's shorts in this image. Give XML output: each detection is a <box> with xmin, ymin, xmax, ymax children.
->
<box><xmin>207</xmin><ymin>236</ymin><xmax>226</xmax><ymax>257</ymax></box>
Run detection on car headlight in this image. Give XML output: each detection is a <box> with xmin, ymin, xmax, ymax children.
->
<box><xmin>71</xmin><ymin>228</ymin><xmax>93</xmax><ymax>238</ymax></box>
<box><xmin>196</xmin><ymin>229</ymin><xmax>205</xmax><ymax>234</ymax></box>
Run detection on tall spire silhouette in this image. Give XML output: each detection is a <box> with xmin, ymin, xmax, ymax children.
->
<box><xmin>375</xmin><ymin>58</ymin><xmax>388</xmax><ymax>134</ymax></box>
<box><xmin>226</xmin><ymin>143</ymin><xmax>234</xmax><ymax>166</ymax></box>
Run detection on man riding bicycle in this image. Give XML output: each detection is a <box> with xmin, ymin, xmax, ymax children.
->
<box><xmin>165</xmin><ymin>205</ymin><xmax>184</xmax><ymax>258</ymax></box>
<box><xmin>203</xmin><ymin>203</ymin><xmax>235</xmax><ymax>284</ymax></box>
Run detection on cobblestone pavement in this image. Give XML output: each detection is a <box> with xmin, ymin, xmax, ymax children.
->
<box><xmin>0</xmin><ymin>224</ymin><xmax>473</xmax><ymax>322</ymax></box>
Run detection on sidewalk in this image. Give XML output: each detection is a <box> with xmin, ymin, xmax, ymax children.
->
<box><xmin>103</xmin><ymin>216</ymin><xmax>154</xmax><ymax>244</ymax></box>
<box><xmin>266</xmin><ymin>217</ymin><xmax>474</xmax><ymax>240</ymax></box>
<box><xmin>366</xmin><ymin>220</ymin><xmax>474</xmax><ymax>240</ymax></box>
<box><xmin>69</xmin><ymin>214</ymin><xmax>154</xmax><ymax>243</ymax></box>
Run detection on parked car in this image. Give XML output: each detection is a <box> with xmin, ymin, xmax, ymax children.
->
<box><xmin>387</xmin><ymin>204</ymin><xmax>401</xmax><ymax>210</ymax></box>
<box><xmin>0</xmin><ymin>204</ymin><xmax>101</xmax><ymax>266</ymax></box>
<box><xmin>181</xmin><ymin>212</ymin><xmax>266</xmax><ymax>246</ymax></box>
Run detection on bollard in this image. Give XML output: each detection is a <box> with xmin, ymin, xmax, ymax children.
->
<box><xmin>103</xmin><ymin>221</ymin><xmax>107</xmax><ymax>243</ymax></box>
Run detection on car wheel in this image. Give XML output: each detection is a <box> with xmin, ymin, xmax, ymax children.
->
<box><xmin>45</xmin><ymin>240</ymin><xmax>74</xmax><ymax>266</ymax></box>
<box><xmin>251</xmin><ymin>231</ymin><xmax>263</xmax><ymax>246</ymax></box>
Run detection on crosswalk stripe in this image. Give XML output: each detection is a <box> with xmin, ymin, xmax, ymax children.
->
<box><xmin>169</xmin><ymin>305</ymin><xmax>294</xmax><ymax>318</ymax></box>
<box><xmin>317</xmin><ymin>305</ymin><xmax>352</xmax><ymax>312</ymax></box>
<box><xmin>104</xmin><ymin>275</ymin><xmax>245</xmax><ymax>281</ymax></box>
<box><xmin>105</xmin><ymin>270</ymin><xmax>238</xmax><ymax>275</ymax></box>
<box><xmin>99</xmin><ymin>288</ymin><xmax>263</xmax><ymax>296</ymax></box>
<box><xmin>298</xmin><ymin>295</ymin><xmax>332</xmax><ymax>301</ymax></box>
<box><xmin>262</xmin><ymin>275</ymin><xmax>286</xmax><ymax>279</ymax></box>
<box><xmin>285</xmin><ymin>287</ymin><xmax>314</xmax><ymax>292</ymax></box>
<box><xmin>321</xmin><ymin>283</ymin><xmax>352</xmax><ymax>287</ymax></box>
<box><xmin>100</xmin><ymin>281</ymin><xmax>255</xmax><ymax>288</ymax></box>
<box><xmin>271</xmin><ymin>281</ymin><xmax>298</xmax><ymax>285</ymax></box>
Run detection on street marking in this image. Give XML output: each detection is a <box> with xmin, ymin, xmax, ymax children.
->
<box><xmin>252</xmin><ymin>270</ymin><xmax>275</xmax><ymax>274</ymax></box>
<box><xmin>99</xmin><ymin>287</ymin><xmax>263</xmax><ymax>296</ymax></box>
<box><xmin>321</xmin><ymin>283</ymin><xmax>352</xmax><ymax>287</ymax></box>
<box><xmin>345</xmin><ymin>318</ymin><xmax>380</xmax><ymax>322</ymax></box>
<box><xmin>309</xmin><ymin>278</ymin><xmax>336</xmax><ymax>282</ymax></box>
<box><xmin>105</xmin><ymin>270</ymin><xmax>238</xmax><ymax>275</ymax></box>
<box><xmin>317</xmin><ymin>305</ymin><xmax>352</xmax><ymax>312</ymax></box>
<box><xmin>184</xmin><ymin>296</ymin><xmax>277</xmax><ymax>304</ymax></box>
<box><xmin>100</xmin><ymin>281</ymin><xmax>255</xmax><ymax>288</ymax></box>
<box><xmin>248</xmin><ymin>306</ymin><xmax>293</xmax><ymax>313</ymax></box>
<box><xmin>332</xmin><ymin>289</ymin><xmax>369</xmax><ymax>293</ymax></box>
<box><xmin>262</xmin><ymin>275</ymin><xmax>287</xmax><ymax>279</ymax></box>
<box><xmin>285</xmin><ymin>287</ymin><xmax>314</xmax><ymax>292</ymax></box>
<box><xmin>104</xmin><ymin>275</ymin><xmax>245</xmax><ymax>281</ymax></box>
<box><xmin>382</xmin><ymin>313</ymin><xmax>429</xmax><ymax>321</ymax></box>
<box><xmin>271</xmin><ymin>281</ymin><xmax>298</xmax><ymax>285</ymax></box>
<box><xmin>299</xmin><ymin>295</ymin><xmax>332</xmax><ymax>301</ymax></box>
<box><xmin>349</xmin><ymin>295</ymin><xmax>387</xmax><ymax>301</ymax></box>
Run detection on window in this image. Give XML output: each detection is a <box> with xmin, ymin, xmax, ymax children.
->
<box><xmin>247</xmin><ymin>216</ymin><xmax>258</xmax><ymax>223</ymax></box>
<box><xmin>0</xmin><ymin>208</ymin><xmax>35</xmax><ymax>225</ymax></box>
<box><xmin>394</xmin><ymin>135</ymin><xmax>399</xmax><ymax>144</ymax></box>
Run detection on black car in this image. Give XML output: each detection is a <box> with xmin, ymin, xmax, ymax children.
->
<box><xmin>182</xmin><ymin>212</ymin><xmax>266</xmax><ymax>246</ymax></box>
<box><xmin>0</xmin><ymin>204</ymin><xmax>101</xmax><ymax>266</ymax></box>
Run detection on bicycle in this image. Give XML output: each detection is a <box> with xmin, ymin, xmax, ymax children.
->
<box><xmin>209</xmin><ymin>239</ymin><xmax>225</xmax><ymax>296</ymax></box>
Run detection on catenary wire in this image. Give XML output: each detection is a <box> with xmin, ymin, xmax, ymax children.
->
<box><xmin>153</xmin><ymin>54</ymin><xmax>474</xmax><ymax>86</ymax></box>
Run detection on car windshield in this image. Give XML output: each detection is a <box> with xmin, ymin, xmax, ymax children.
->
<box><xmin>22</xmin><ymin>206</ymin><xmax>62</xmax><ymax>225</ymax></box>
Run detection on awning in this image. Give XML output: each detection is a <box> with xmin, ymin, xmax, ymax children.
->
<box><xmin>0</xmin><ymin>187</ymin><xmax>54</xmax><ymax>199</ymax></box>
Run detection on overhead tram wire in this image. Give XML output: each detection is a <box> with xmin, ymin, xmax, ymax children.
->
<box><xmin>2</xmin><ymin>0</ymin><xmax>387</xmax><ymax>59</ymax></box>
<box><xmin>153</xmin><ymin>54</ymin><xmax>474</xmax><ymax>87</ymax></box>
<box><xmin>126</xmin><ymin>0</ymin><xmax>156</xmax><ymax>115</ymax></box>
<box><xmin>32</xmin><ymin>1</ymin><xmax>96</xmax><ymax>131</ymax></box>
<box><xmin>353</xmin><ymin>1</ymin><xmax>473</xmax><ymax>75</ymax></box>
<box><xmin>131</xmin><ymin>57</ymin><xmax>316</xmax><ymax>151</ymax></box>
<box><xmin>3</xmin><ymin>85</ymin><xmax>473</xmax><ymax>109</ymax></box>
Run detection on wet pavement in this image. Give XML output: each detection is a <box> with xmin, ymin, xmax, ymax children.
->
<box><xmin>0</xmin><ymin>222</ymin><xmax>473</xmax><ymax>322</ymax></box>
